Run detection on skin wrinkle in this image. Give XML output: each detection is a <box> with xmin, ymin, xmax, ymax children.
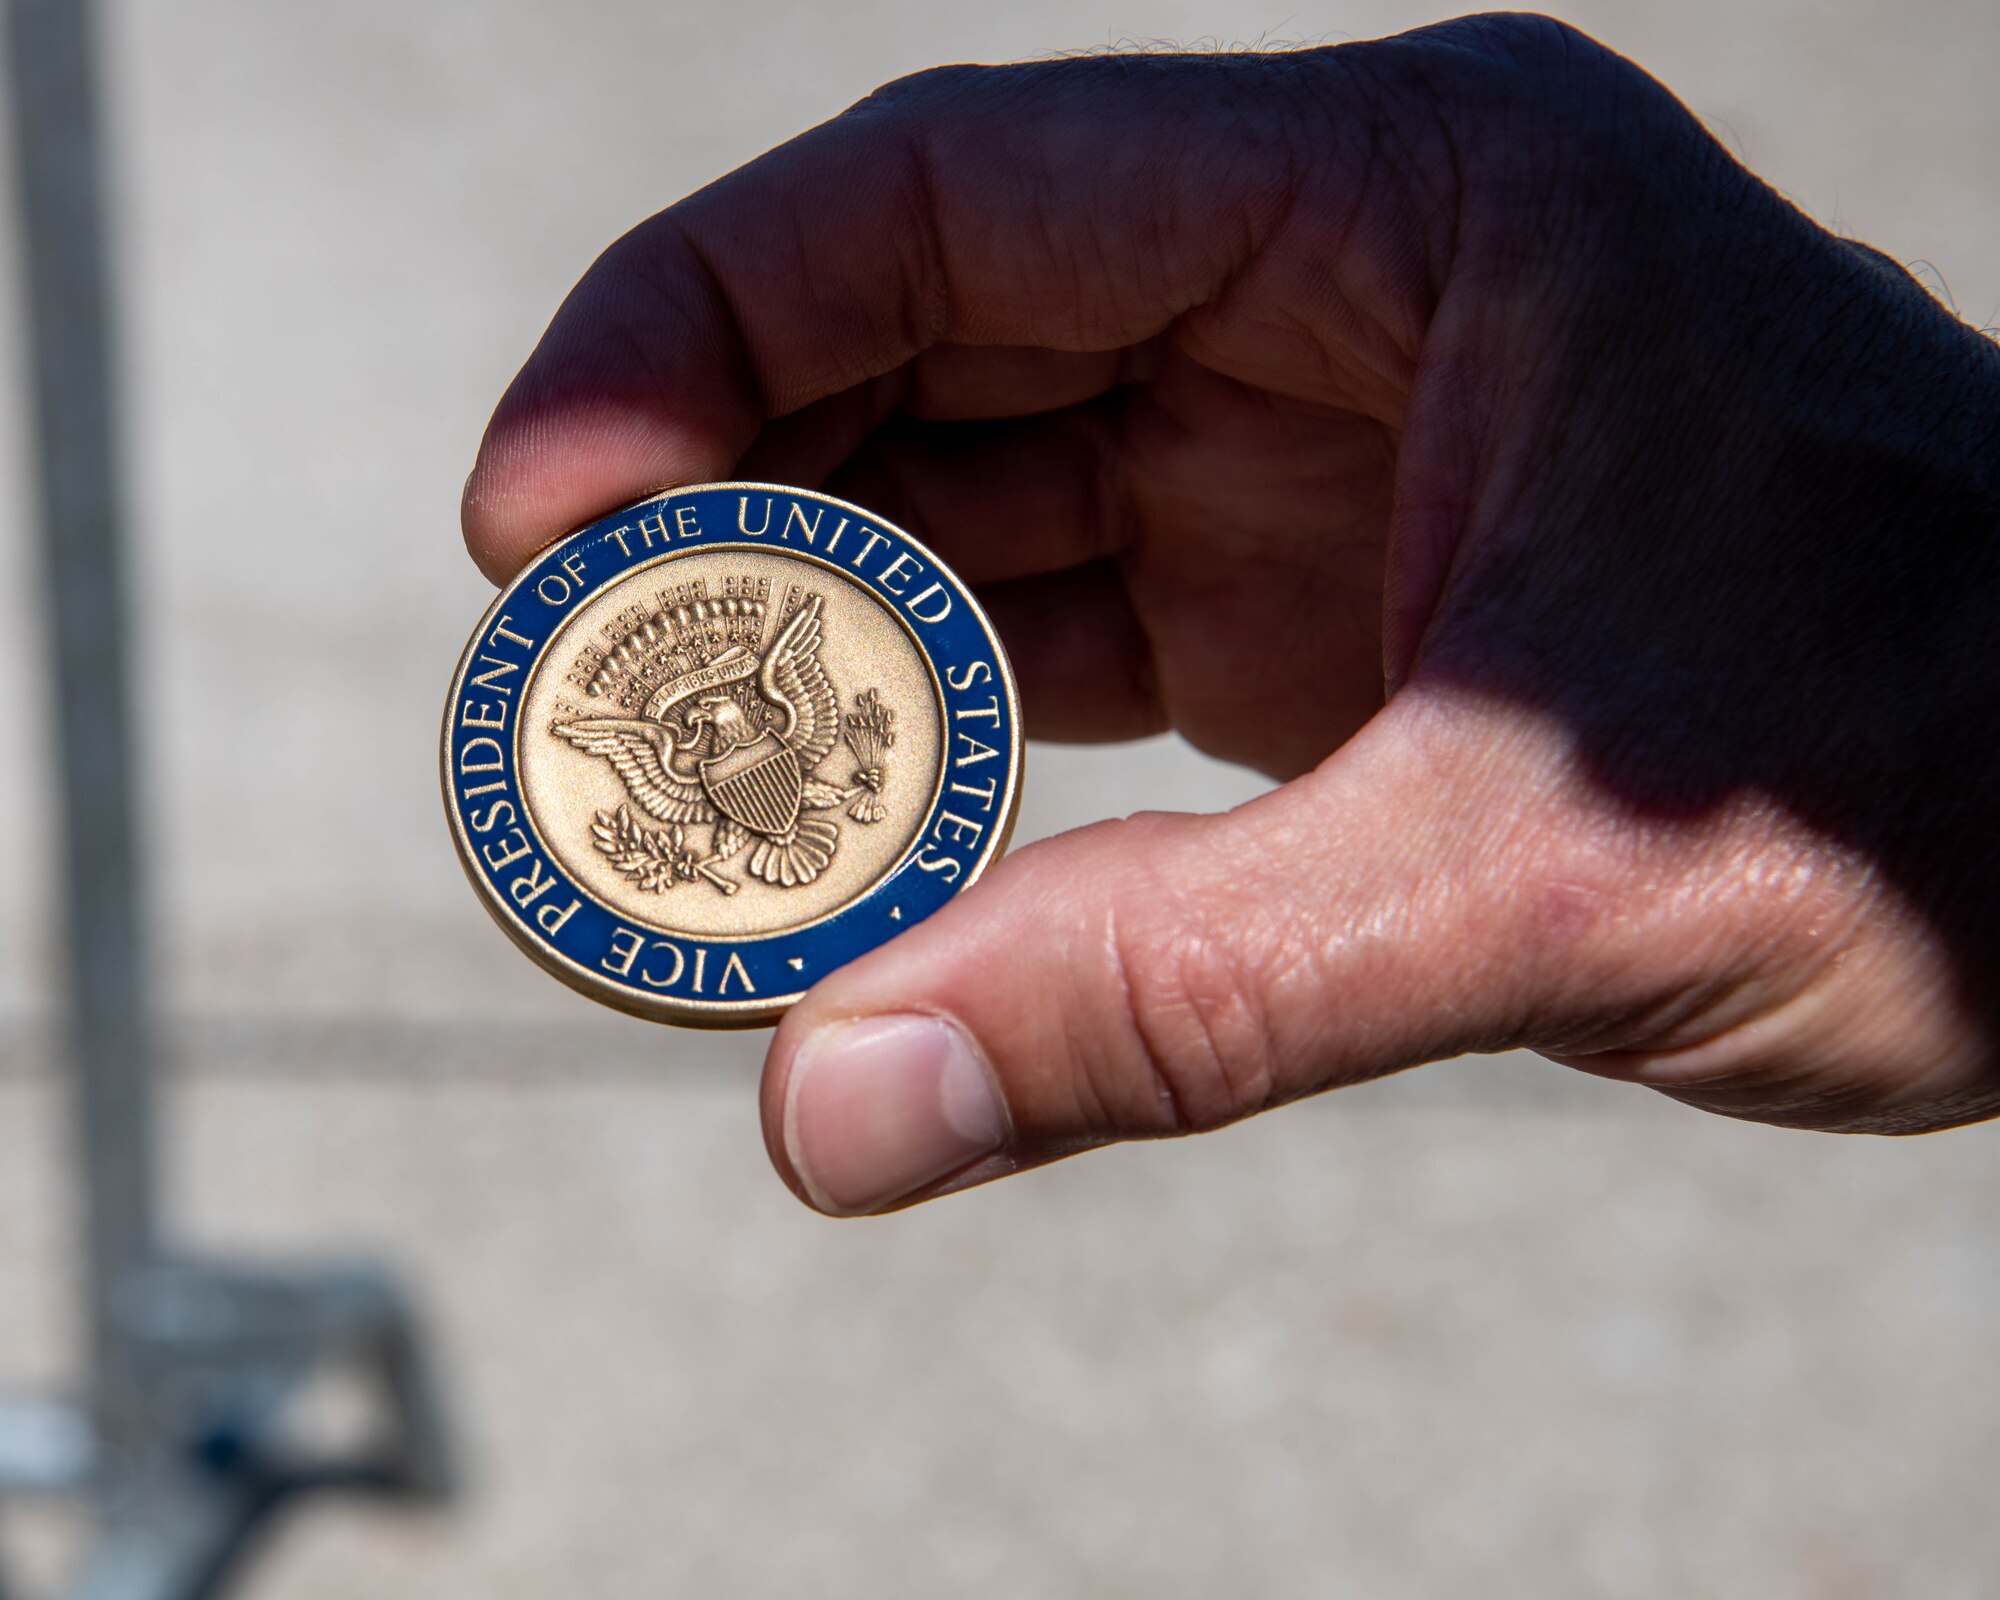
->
<box><xmin>891</xmin><ymin>99</ymin><xmax>958</xmax><ymax>355</ymax></box>
<box><xmin>1550</xmin><ymin>818</ymin><xmax>1893</xmax><ymax>1062</ymax></box>
<box><xmin>1381</xmin><ymin>694</ymin><xmax>1856</xmax><ymax>1064</ymax></box>
<box><xmin>1208</xmin><ymin>262</ymin><xmax>1384</xmax><ymax>424</ymax></box>
<box><xmin>708</xmin><ymin>125</ymin><xmax>905</xmax><ymax>405</ymax></box>
<box><xmin>900</xmin><ymin>342</ymin><xmax>1148</xmax><ymax>421</ymax></box>
<box><xmin>1124</xmin><ymin>351</ymin><xmax>1380</xmax><ymax>520</ymax></box>
<box><xmin>1129</xmin><ymin>810</ymin><xmax>1299</xmax><ymax>1128</ymax></box>
<box><xmin>803</xmin><ymin>174</ymin><xmax>919</xmax><ymax>394</ymax></box>
<box><xmin>1137</xmin><ymin>66</ymin><xmax>1308</xmax><ymax>349</ymax></box>
<box><xmin>1299</xmin><ymin>83</ymin><xmax>1444</xmax><ymax>385</ymax></box>
<box><xmin>1381</xmin><ymin>332</ymin><xmax>1536</xmax><ymax>682</ymax></box>
<box><xmin>1178</xmin><ymin>218</ymin><xmax>1416</xmax><ymax>420</ymax></box>
<box><xmin>1164</xmin><ymin>75</ymin><xmax>1314</xmax><ymax>384</ymax></box>
<box><xmin>1161</xmin><ymin>916</ymin><xmax>1285</xmax><ymax>1126</ymax></box>
<box><xmin>1632</xmin><ymin>935</ymin><xmax>2000</xmax><ymax>1128</ymax></box>
<box><xmin>601</xmin><ymin>320</ymin><xmax>720</xmax><ymax>474</ymax></box>
<box><xmin>624</xmin><ymin>225</ymin><xmax>771</xmax><ymax>432</ymax></box>
<box><xmin>1602</xmin><ymin>936</ymin><xmax>1864</xmax><ymax>1079</ymax></box>
<box><xmin>950</xmin><ymin>67</ymin><xmax>1212</xmax><ymax>351</ymax></box>
<box><xmin>1135</xmin><ymin>65</ymin><xmax>1284</xmax><ymax>322</ymax></box>
<box><xmin>1381</xmin><ymin>57</ymin><xmax>1467</xmax><ymax>306</ymax></box>
<box><xmin>1102</xmin><ymin>893</ymin><xmax>1195</xmax><ymax>1138</ymax></box>
<box><xmin>1255</xmin><ymin>923</ymin><xmax>1345</xmax><ymax>1087</ymax></box>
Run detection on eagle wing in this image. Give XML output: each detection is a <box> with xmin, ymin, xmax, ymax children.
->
<box><xmin>548</xmin><ymin>717</ymin><xmax>716</xmax><ymax>823</ymax></box>
<box><xmin>759</xmin><ymin>595</ymin><xmax>840</xmax><ymax>767</ymax></box>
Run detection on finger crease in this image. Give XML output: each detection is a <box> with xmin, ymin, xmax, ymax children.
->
<box><xmin>1106</xmin><ymin>901</ymin><xmax>1196</xmax><ymax>1137</ymax></box>
<box><xmin>670</xmin><ymin>224</ymin><xmax>775</xmax><ymax>421</ymax></box>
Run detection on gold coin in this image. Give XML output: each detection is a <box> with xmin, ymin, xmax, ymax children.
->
<box><xmin>442</xmin><ymin>483</ymin><xmax>1023</xmax><ymax>1027</ymax></box>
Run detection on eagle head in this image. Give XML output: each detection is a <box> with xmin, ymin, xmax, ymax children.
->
<box><xmin>686</xmin><ymin>692</ymin><xmax>756</xmax><ymax>753</ymax></box>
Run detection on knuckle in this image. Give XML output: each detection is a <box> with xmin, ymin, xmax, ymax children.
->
<box><xmin>1358</xmin><ymin>11</ymin><xmax>1723</xmax><ymax>222</ymax></box>
<box><xmin>1096</xmin><ymin>818</ymin><xmax>1285</xmax><ymax>1134</ymax></box>
<box><xmin>847</xmin><ymin>62</ymin><xmax>989</xmax><ymax>115</ymax></box>
<box><xmin>1385</xmin><ymin>12</ymin><xmax>1622</xmax><ymax>96</ymax></box>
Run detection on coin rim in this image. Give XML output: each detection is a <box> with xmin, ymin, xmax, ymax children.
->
<box><xmin>441</xmin><ymin>482</ymin><xmax>1024</xmax><ymax>1029</ymax></box>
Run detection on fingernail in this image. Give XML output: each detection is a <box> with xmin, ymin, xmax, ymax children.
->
<box><xmin>782</xmin><ymin>1014</ymin><xmax>1006</xmax><ymax>1216</ymax></box>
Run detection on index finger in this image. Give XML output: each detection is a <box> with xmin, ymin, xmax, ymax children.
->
<box><xmin>459</xmin><ymin>50</ymin><xmax>1396</xmax><ymax>580</ymax></box>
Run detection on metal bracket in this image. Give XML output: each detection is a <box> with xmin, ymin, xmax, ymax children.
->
<box><xmin>0</xmin><ymin>1258</ymin><xmax>453</xmax><ymax>1598</ymax></box>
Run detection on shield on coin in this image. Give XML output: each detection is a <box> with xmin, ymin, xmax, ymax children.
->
<box><xmin>700</xmin><ymin>731</ymin><xmax>804</xmax><ymax>837</ymax></box>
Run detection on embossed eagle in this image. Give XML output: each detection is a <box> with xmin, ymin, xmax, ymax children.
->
<box><xmin>550</xmin><ymin>596</ymin><xmax>865</xmax><ymax>889</ymax></box>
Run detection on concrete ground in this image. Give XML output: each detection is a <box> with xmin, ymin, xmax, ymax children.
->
<box><xmin>0</xmin><ymin>0</ymin><xmax>1996</xmax><ymax>1595</ymax></box>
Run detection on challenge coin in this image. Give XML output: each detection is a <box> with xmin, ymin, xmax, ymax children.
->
<box><xmin>442</xmin><ymin>483</ymin><xmax>1023</xmax><ymax>1026</ymax></box>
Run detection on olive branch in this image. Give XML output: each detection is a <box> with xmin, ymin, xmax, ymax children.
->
<box><xmin>591</xmin><ymin>804</ymin><xmax>699</xmax><ymax>892</ymax></box>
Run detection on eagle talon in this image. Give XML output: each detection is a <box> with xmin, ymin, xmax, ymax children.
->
<box><xmin>692</xmin><ymin>858</ymin><xmax>739</xmax><ymax>896</ymax></box>
<box><xmin>839</xmin><ymin>771</ymin><xmax>888</xmax><ymax>824</ymax></box>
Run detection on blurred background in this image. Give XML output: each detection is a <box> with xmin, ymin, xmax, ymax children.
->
<box><xmin>0</xmin><ymin>0</ymin><xmax>1996</xmax><ymax>1595</ymax></box>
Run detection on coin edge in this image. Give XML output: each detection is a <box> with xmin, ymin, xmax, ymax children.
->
<box><xmin>440</xmin><ymin>481</ymin><xmax>1025</xmax><ymax>1029</ymax></box>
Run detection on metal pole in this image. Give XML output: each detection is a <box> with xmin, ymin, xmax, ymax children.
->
<box><xmin>3</xmin><ymin>0</ymin><xmax>158</xmax><ymax>1471</ymax></box>
<box><xmin>0</xmin><ymin>17</ymin><xmax>450</xmax><ymax>1595</ymax></box>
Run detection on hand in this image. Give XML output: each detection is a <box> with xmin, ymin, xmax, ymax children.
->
<box><xmin>462</xmin><ymin>14</ymin><xmax>2000</xmax><ymax>1215</ymax></box>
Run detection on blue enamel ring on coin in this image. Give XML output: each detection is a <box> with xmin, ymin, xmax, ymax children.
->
<box><xmin>442</xmin><ymin>483</ymin><xmax>1024</xmax><ymax>1027</ymax></box>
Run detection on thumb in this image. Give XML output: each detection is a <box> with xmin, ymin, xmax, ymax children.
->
<box><xmin>760</xmin><ymin>698</ymin><xmax>1567</xmax><ymax>1216</ymax></box>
